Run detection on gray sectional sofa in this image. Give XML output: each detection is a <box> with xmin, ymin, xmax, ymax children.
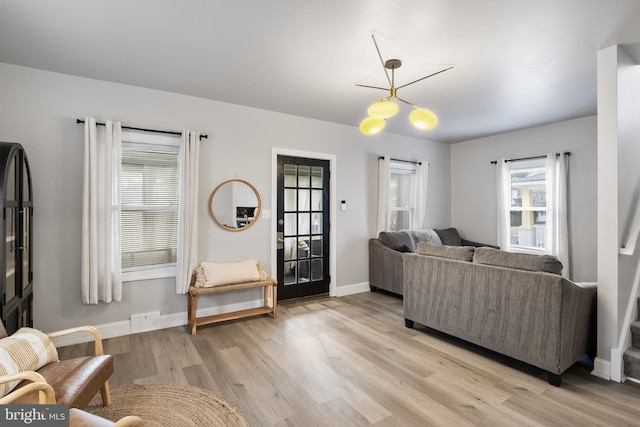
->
<box><xmin>368</xmin><ymin>228</ymin><xmax>495</xmax><ymax>295</ymax></box>
<box><xmin>403</xmin><ymin>243</ymin><xmax>597</xmax><ymax>386</ymax></box>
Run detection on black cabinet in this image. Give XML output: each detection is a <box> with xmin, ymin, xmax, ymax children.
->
<box><xmin>0</xmin><ymin>142</ymin><xmax>33</xmax><ymax>335</ymax></box>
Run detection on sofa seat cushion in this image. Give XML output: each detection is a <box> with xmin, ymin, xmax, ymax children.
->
<box><xmin>416</xmin><ymin>242</ymin><xmax>475</xmax><ymax>261</ymax></box>
<box><xmin>473</xmin><ymin>247</ymin><xmax>563</xmax><ymax>275</ymax></box>
<box><xmin>378</xmin><ymin>231</ymin><xmax>416</xmax><ymax>252</ymax></box>
<box><xmin>13</xmin><ymin>355</ymin><xmax>113</xmax><ymax>409</ymax></box>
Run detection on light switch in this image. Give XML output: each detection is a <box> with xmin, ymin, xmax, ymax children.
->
<box><xmin>341</xmin><ymin>200</ymin><xmax>347</xmax><ymax>211</ymax></box>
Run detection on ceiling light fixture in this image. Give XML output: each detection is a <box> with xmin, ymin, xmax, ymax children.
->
<box><xmin>356</xmin><ymin>35</ymin><xmax>453</xmax><ymax>135</ymax></box>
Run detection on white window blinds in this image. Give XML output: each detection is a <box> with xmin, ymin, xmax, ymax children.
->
<box><xmin>120</xmin><ymin>143</ymin><xmax>179</xmax><ymax>270</ymax></box>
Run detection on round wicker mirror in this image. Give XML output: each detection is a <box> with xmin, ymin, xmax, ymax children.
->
<box><xmin>209</xmin><ymin>179</ymin><xmax>261</xmax><ymax>231</ymax></box>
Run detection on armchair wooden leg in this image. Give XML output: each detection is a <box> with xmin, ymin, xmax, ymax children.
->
<box><xmin>101</xmin><ymin>381</ymin><xmax>112</xmax><ymax>406</ymax></box>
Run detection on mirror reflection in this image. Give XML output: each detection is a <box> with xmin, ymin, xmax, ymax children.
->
<box><xmin>210</xmin><ymin>179</ymin><xmax>261</xmax><ymax>231</ymax></box>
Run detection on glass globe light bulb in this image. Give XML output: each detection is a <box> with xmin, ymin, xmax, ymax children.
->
<box><xmin>367</xmin><ymin>99</ymin><xmax>399</xmax><ymax>119</ymax></box>
<box><xmin>359</xmin><ymin>116</ymin><xmax>385</xmax><ymax>135</ymax></box>
<box><xmin>409</xmin><ymin>108</ymin><xmax>438</xmax><ymax>130</ymax></box>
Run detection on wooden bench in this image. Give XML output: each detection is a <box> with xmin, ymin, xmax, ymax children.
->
<box><xmin>187</xmin><ymin>278</ymin><xmax>277</xmax><ymax>335</ymax></box>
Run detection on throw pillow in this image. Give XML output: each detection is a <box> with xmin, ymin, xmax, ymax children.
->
<box><xmin>199</xmin><ymin>259</ymin><xmax>268</xmax><ymax>287</ymax></box>
<box><xmin>416</xmin><ymin>242</ymin><xmax>475</xmax><ymax>262</ymax></box>
<box><xmin>473</xmin><ymin>247</ymin><xmax>563</xmax><ymax>275</ymax></box>
<box><xmin>0</xmin><ymin>327</ymin><xmax>59</xmax><ymax>397</ymax></box>
<box><xmin>410</xmin><ymin>229</ymin><xmax>442</xmax><ymax>246</ymax></box>
<box><xmin>434</xmin><ymin>228</ymin><xmax>462</xmax><ymax>246</ymax></box>
<box><xmin>378</xmin><ymin>231</ymin><xmax>416</xmax><ymax>253</ymax></box>
<box><xmin>193</xmin><ymin>264</ymin><xmax>207</xmax><ymax>288</ymax></box>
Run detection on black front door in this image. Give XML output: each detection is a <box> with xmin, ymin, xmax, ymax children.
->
<box><xmin>277</xmin><ymin>155</ymin><xmax>330</xmax><ymax>300</ymax></box>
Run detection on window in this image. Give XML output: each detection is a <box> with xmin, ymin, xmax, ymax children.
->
<box><xmin>119</xmin><ymin>132</ymin><xmax>181</xmax><ymax>281</ymax></box>
<box><xmin>388</xmin><ymin>161</ymin><xmax>417</xmax><ymax>231</ymax></box>
<box><xmin>507</xmin><ymin>162</ymin><xmax>547</xmax><ymax>253</ymax></box>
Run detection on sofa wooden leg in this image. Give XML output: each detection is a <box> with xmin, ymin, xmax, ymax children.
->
<box><xmin>370</xmin><ymin>285</ymin><xmax>378</xmax><ymax>292</ymax></box>
<box><xmin>101</xmin><ymin>381</ymin><xmax>112</xmax><ymax>406</ymax></box>
<box><xmin>405</xmin><ymin>319</ymin><xmax>414</xmax><ymax>328</ymax></box>
<box><xmin>547</xmin><ymin>372</ymin><xmax>562</xmax><ymax>387</ymax></box>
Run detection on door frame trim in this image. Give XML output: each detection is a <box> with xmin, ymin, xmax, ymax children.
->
<box><xmin>271</xmin><ymin>147</ymin><xmax>337</xmax><ymax>297</ymax></box>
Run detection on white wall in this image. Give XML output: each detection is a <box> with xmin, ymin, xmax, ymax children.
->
<box><xmin>451</xmin><ymin>116</ymin><xmax>597</xmax><ymax>282</ymax></box>
<box><xmin>0</xmin><ymin>62</ymin><xmax>451</xmax><ymax>334</ymax></box>
<box><xmin>617</xmin><ymin>48</ymin><xmax>640</xmax><ymax>334</ymax></box>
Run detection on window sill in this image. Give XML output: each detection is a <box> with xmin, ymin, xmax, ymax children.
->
<box><xmin>508</xmin><ymin>246</ymin><xmax>546</xmax><ymax>255</ymax></box>
<box><xmin>122</xmin><ymin>265</ymin><xmax>176</xmax><ymax>283</ymax></box>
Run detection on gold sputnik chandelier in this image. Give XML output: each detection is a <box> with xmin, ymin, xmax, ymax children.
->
<box><xmin>356</xmin><ymin>35</ymin><xmax>453</xmax><ymax>135</ymax></box>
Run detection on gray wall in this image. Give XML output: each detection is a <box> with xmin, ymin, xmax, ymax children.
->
<box><xmin>451</xmin><ymin>116</ymin><xmax>598</xmax><ymax>282</ymax></box>
<box><xmin>0</xmin><ymin>62</ymin><xmax>452</xmax><ymax>334</ymax></box>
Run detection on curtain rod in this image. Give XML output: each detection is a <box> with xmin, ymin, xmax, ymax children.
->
<box><xmin>490</xmin><ymin>152</ymin><xmax>571</xmax><ymax>164</ymax></box>
<box><xmin>76</xmin><ymin>119</ymin><xmax>208</xmax><ymax>139</ymax></box>
<box><xmin>379</xmin><ymin>156</ymin><xmax>422</xmax><ymax>166</ymax></box>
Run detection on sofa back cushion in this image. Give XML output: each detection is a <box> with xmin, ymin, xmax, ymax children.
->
<box><xmin>434</xmin><ymin>228</ymin><xmax>462</xmax><ymax>246</ymax></box>
<box><xmin>378</xmin><ymin>231</ymin><xmax>416</xmax><ymax>252</ymax></box>
<box><xmin>416</xmin><ymin>242</ymin><xmax>475</xmax><ymax>262</ymax></box>
<box><xmin>473</xmin><ymin>247</ymin><xmax>563</xmax><ymax>275</ymax></box>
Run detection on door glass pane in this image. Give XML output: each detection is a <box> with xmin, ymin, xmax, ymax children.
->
<box><xmin>298</xmin><ymin>189</ymin><xmax>310</xmax><ymax>211</ymax></box>
<box><xmin>311</xmin><ymin>259</ymin><xmax>323</xmax><ymax>281</ymax></box>
<box><xmin>284</xmin><ymin>213</ymin><xmax>297</xmax><ymax>236</ymax></box>
<box><xmin>311</xmin><ymin>166</ymin><xmax>323</xmax><ymax>188</ymax></box>
<box><xmin>284</xmin><ymin>164</ymin><xmax>297</xmax><ymax>187</ymax></box>
<box><xmin>22</xmin><ymin>158</ymin><xmax>31</xmax><ymax>202</ymax></box>
<box><xmin>6</xmin><ymin>157</ymin><xmax>16</xmax><ymax>201</ymax></box>
<box><xmin>5</xmin><ymin>208</ymin><xmax>16</xmax><ymax>302</ymax></box>
<box><xmin>298</xmin><ymin>213</ymin><xmax>310</xmax><ymax>235</ymax></box>
<box><xmin>284</xmin><ymin>189</ymin><xmax>297</xmax><ymax>211</ymax></box>
<box><xmin>311</xmin><ymin>189</ymin><xmax>323</xmax><ymax>211</ymax></box>
<box><xmin>284</xmin><ymin>261</ymin><xmax>296</xmax><ymax>285</ymax></box>
<box><xmin>298</xmin><ymin>260</ymin><xmax>310</xmax><ymax>283</ymax></box>
<box><xmin>298</xmin><ymin>237</ymin><xmax>310</xmax><ymax>259</ymax></box>
<box><xmin>22</xmin><ymin>208</ymin><xmax>30</xmax><ymax>290</ymax></box>
<box><xmin>311</xmin><ymin>235</ymin><xmax>322</xmax><ymax>257</ymax></box>
<box><xmin>284</xmin><ymin>238</ymin><xmax>296</xmax><ymax>261</ymax></box>
<box><xmin>298</xmin><ymin>166</ymin><xmax>310</xmax><ymax>187</ymax></box>
<box><xmin>311</xmin><ymin>213</ymin><xmax>322</xmax><ymax>234</ymax></box>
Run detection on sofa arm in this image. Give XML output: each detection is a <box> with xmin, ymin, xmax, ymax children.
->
<box><xmin>0</xmin><ymin>381</ymin><xmax>55</xmax><ymax>404</ymax></box>
<box><xmin>48</xmin><ymin>325</ymin><xmax>105</xmax><ymax>356</ymax></box>
<box><xmin>369</xmin><ymin>239</ymin><xmax>405</xmax><ymax>295</ymax></box>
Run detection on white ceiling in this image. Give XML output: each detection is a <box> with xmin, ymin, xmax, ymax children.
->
<box><xmin>1</xmin><ymin>0</ymin><xmax>639</xmax><ymax>143</ymax></box>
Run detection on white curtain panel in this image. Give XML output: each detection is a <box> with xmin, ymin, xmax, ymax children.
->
<box><xmin>376</xmin><ymin>155</ymin><xmax>391</xmax><ymax>235</ymax></box>
<box><xmin>496</xmin><ymin>159</ymin><xmax>511</xmax><ymax>250</ymax></box>
<box><xmin>546</xmin><ymin>153</ymin><xmax>570</xmax><ymax>278</ymax></box>
<box><xmin>81</xmin><ymin>117</ymin><xmax>122</xmax><ymax>304</ymax></box>
<box><xmin>412</xmin><ymin>161</ymin><xmax>428</xmax><ymax>230</ymax></box>
<box><xmin>176</xmin><ymin>130</ymin><xmax>201</xmax><ymax>294</ymax></box>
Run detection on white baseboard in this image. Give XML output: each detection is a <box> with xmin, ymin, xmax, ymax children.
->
<box><xmin>610</xmin><ymin>348</ymin><xmax>625</xmax><ymax>383</ymax></box>
<box><xmin>335</xmin><ymin>282</ymin><xmax>370</xmax><ymax>297</ymax></box>
<box><xmin>52</xmin><ymin>283</ymin><xmax>372</xmax><ymax>348</ymax></box>
<box><xmin>592</xmin><ymin>357</ymin><xmax>612</xmax><ymax>381</ymax></box>
<box><xmin>53</xmin><ymin>283</ymin><xmax>370</xmax><ymax>347</ymax></box>
<box><xmin>51</xmin><ymin>299</ymin><xmax>264</xmax><ymax>347</ymax></box>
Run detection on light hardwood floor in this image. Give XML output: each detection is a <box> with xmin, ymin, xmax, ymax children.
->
<box><xmin>60</xmin><ymin>291</ymin><xmax>640</xmax><ymax>426</ymax></box>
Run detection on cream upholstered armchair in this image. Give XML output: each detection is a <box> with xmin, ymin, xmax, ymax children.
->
<box><xmin>0</xmin><ymin>380</ymin><xmax>144</xmax><ymax>426</ymax></box>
